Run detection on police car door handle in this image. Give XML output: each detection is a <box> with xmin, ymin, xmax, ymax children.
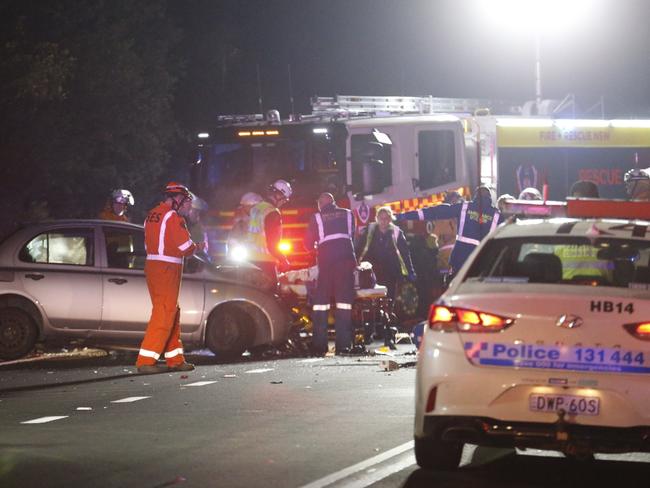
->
<box><xmin>25</xmin><ymin>273</ymin><xmax>44</xmax><ymax>281</ymax></box>
<box><xmin>108</xmin><ymin>278</ymin><xmax>128</xmax><ymax>285</ymax></box>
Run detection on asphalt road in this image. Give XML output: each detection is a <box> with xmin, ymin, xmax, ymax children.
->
<box><xmin>1</xmin><ymin>347</ymin><xmax>649</xmax><ymax>488</ymax></box>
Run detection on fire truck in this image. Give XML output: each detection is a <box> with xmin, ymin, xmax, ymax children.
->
<box><xmin>190</xmin><ymin>95</ymin><xmax>650</xmax><ymax>317</ymax></box>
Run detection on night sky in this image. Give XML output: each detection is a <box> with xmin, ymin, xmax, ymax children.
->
<box><xmin>177</xmin><ymin>0</ymin><xmax>650</xmax><ymax>127</ymax></box>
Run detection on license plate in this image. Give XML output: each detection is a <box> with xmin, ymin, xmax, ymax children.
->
<box><xmin>529</xmin><ymin>394</ymin><xmax>600</xmax><ymax>416</ymax></box>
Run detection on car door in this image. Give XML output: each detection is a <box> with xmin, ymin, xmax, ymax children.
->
<box><xmin>17</xmin><ymin>225</ymin><xmax>102</xmax><ymax>330</ymax></box>
<box><xmin>100</xmin><ymin>225</ymin><xmax>204</xmax><ymax>334</ymax></box>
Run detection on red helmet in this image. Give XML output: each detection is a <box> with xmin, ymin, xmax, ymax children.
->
<box><xmin>164</xmin><ymin>182</ymin><xmax>192</xmax><ymax>199</ymax></box>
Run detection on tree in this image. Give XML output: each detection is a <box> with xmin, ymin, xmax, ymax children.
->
<box><xmin>0</xmin><ymin>0</ymin><xmax>181</xmax><ymax>235</ymax></box>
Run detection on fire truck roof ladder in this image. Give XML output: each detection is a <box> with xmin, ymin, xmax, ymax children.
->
<box><xmin>310</xmin><ymin>95</ymin><xmax>493</xmax><ymax>117</ymax></box>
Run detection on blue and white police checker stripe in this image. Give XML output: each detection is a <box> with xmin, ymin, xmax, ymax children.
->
<box><xmin>464</xmin><ymin>341</ymin><xmax>650</xmax><ymax>374</ymax></box>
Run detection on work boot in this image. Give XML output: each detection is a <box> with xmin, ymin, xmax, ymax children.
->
<box><xmin>168</xmin><ymin>362</ymin><xmax>195</xmax><ymax>372</ymax></box>
<box><xmin>137</xmin><ymin>364</ymin><xmax>169</xmax><ymax>374</ymax></box>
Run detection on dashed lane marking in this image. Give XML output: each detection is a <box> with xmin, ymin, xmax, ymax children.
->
<box><xmin>21</xmin><ymin>416</ymin><xmax>69</xmax><ymax>424</ymax></box>
<box><xmin>110</xmin><ymin>396</ymin><xmax>151</xmax><ymax>403</ymax></box>
<box><xmin>184</xmin><ymin>381</ymin><xmax>218</xmax><ymax>387</ymax></box>
<box><xmin>245</xmin><ymin>368</ymin><xmax>275</xmax><ymax>373</ymax></box>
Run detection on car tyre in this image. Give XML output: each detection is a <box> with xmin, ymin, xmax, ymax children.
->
<box><xmin>205</xmin><ymin>306</ymin><xmax>254</xmax><ymax>360</ymax></box>
<box><xmin>414</xmin><ymin>437</ymin><xmax>463</xmax><ymax>471</ymax></box>
<box><xmin>0</xmin><ymin>307</ymin><xmax>38</xmax><ymax>360</ymax></box>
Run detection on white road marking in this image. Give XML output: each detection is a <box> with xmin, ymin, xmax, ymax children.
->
<box><xmin>245</xmin><ymin>368</ymin><xmax>274</xmax><ymax>374</ymax></box>
<box><xmin>21</xmin><ymin>416</ymin><xmax>69</xmax><ymax>424</ymax></box>
<box><xmin>300</xmin><ymin>358</ymin><xmax>324</xmax><ymax>363</ymax></box>
<box><xmin>184</xmin><ymin>381</ymin><xmax>218</xmax><ymax>387</ymax></box>
<box><xmin>76</xmin><ymin>407</ymin><xmax>93</xmax><ymax>411</ymax></box>
<box><xmin>298</xmin><ymin>441</ymin><xmax>414</xmax><ymax>488</ymax></box>
<box><xmin>111</xmin><ymin>396</ymin><xmax>151</xmax><ymax>403</ymax></box>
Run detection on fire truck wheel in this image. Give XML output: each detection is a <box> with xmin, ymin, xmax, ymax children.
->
<box><xmin>205</xmin><ymin>305</ymin><xmax>254</xmax><ymax>360</ymax></box>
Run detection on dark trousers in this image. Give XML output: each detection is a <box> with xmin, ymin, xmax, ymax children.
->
<box><xmin>312</xmin><ymin>260</ymin><xmax>355</xmax><ymax>353</ymax></box>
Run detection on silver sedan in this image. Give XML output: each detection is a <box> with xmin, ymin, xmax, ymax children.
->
<box><xmin>0</xmin><ymin>220</ymin><xmax>290</xmax><ymax>360</ymax></box>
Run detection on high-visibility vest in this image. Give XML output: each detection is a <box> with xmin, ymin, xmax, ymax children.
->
<box><xmin>247</xmin><ymin>201</ymin><xmax>278</xmax><ymax>262</ymax></box>
<box><xmin>554</xmin><ymin>245</ymin><xmax>611</xmax><ymax>280</ymax></box>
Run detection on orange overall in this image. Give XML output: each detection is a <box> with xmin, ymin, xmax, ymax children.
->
<box><xmin>98</xmin><ymin>205</ymin><xmax>129</xmax><ymax>222</ymax></box>
<box><xmin>136</xmin><ymin>202</ymin><xmax>196</xmax><ymax>367</ymax></box>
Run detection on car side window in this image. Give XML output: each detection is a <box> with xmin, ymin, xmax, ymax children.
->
<box><xmin>103</xmin><ymin>227</ymin><xmax>146</xmax><ymax>270</ymax></box>
<box><xmin>19</xmin><ymin>228</ymin><xmax>94</xmax><ymax>266</ymax></box>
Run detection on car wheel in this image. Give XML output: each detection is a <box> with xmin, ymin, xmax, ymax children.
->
<box><xmin>414</xmin><ymin>437</ymin><xmax>463</xmax><ymax>471</ymax></box>
<box><xmin>205</xmin><ymin>306</ymin><xmax>254</xmax><ymax>360</ymax></box>
<box><xmin>0</xmin><ymin>307</ymin><xmax>38</xmax><ymax>360</ymax></box>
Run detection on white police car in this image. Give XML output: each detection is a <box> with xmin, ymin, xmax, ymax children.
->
<box><xmin>414</xmin><ymin>199</ymin><xmax>650</xmax><ymax>469</ymax></box>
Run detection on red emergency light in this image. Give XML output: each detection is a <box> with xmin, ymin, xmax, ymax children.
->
<box><xmin>566</xmin><ymin>198</ymin><xmax>650</xmax><ymax>220</ymax></box>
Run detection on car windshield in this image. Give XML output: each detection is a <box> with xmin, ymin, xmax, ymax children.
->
<box><xmin>464</xmin><ymin>236</ymin><xmax>650</xmax><ymax>288</ymax></box>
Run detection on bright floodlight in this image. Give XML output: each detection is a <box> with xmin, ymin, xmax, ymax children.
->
<box><xmin>478</xmin><ymin>0</ymin><xmax>595</xmax><ymax>35</ymax></box>
<box><xmin>229</xmin><ymin>244</ymin><xmax>249</xmax><ymax>262</ymax></box>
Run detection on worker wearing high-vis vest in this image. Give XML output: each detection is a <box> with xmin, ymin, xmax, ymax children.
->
<box><xmin>356</xmin><ymin>206</ymin><xmax>416</xmax><ymax>302</ymax></box>
<box><xmin>247</xmin><ymin>179</ymin><xmax>292</xmax><ymax>285</ymax></box>
<box><xmin>135</xmin><ymin>182</ymin><xmax>199</xmax><ymax>374</ymax></box>
<box><xmin>304</xmin><ymin>193</ymin><xmax>357</xmax><ymax>356</ymax></box>
<box><xmin>396</xmin><ymin>186</ymin><xmax>503</xmax><ymax>279</ymax></box>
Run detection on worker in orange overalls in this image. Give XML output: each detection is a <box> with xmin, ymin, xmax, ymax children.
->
<box><xmin>135</xmin><ymin>182</ymin><xmax>201</xmax><ymax>374</ymax></box>
<box><xmin>98</xmin><ymin>189</ymin><xmax>134</xmax><ymax>222</ymax></box>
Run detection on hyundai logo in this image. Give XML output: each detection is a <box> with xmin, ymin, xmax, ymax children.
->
<box><xmin>556</xmin><ymin>314</ymin><xmax>583</xmax><ymax>329</ymax></box>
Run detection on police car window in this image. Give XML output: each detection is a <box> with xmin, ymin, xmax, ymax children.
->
<box><xmin>19</xmin><ymin>228</ymin><xmax>94</xmax><ymax>266</ymax></box>
<box><xmin>465</xmin><ymin>237</ymin><xmax>650</xmax><ymax>288</ymax></box>
<box><xmin>103</xmin><ymin>227</ymin><xmax>145</xmax><ymax>270</ymax></box>
<box><xmin>418</xmin><ymin>130</ymin><xmax>456</xmax><ymax>190</ymax></box>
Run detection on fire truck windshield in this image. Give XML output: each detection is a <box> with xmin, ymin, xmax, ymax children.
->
<box><xmin>192</xmin><ymin>124</ymin><xmax>346</xmax><ymax>209</ymax></box>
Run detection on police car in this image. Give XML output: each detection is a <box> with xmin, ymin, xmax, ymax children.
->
<box><xmin>414</xmin><ymin>199</ymin><xmax>650</xmax><ymax>469</ymax></box>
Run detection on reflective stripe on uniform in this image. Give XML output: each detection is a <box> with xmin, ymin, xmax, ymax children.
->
<box><xmin>490</xmin><ymin>212</ymin><xmax>500</xmax><ymax>233</ymax></box>
<box><xmin>315</xmin><ymin>212</ymin><xmax>353</xmax><ymax>244</ymax></box>
<box><xmin>336</xmin><ymin>303</ymin><xmax>352</xmax><ymax>310</ymax></box>
<box><xmin>439</xmin><ymin>244</ymin><xmax>454</xmax><ymax>251</ymax></box>
<box><xmin>417</xmin><ymin>209</ymin><xmax>424</xmax><ymax>220</ymax></box>
<box><xmin>158</xmin><ymin>210</ymin><xmax>174</xmax><ymax>255</ymax></box>
<box><xmin>164</xmin><ymin>347</ymin><xmax>183</xmax><ymax>358</ymax></box>
<box><xmin>456</xmin><ymin>235</ymin><xmax>480</xmax><ymax>246</ymax></box>
<box><xmin>313</xmin><ymin>304</ymin><xmax>331</xmax><ymax>311</ymax></box>
<box><xmin>146</xmin><ymin>254</ymin><xmax>183</xmax><ymax>264</ymax></box>
<box><xmin>457</xmin><ymin>201</ymin><xmax>469</xmax><ymax>237</ymax></box>
<box><xmin>138</xmin><ymin>348</ymin><xmax>160</xmax><ymax>360</ymax></box>
<box><xmin>178</xmin><ymin>239</ymin><xmax>193</xmax><ymax>251</ymax></box>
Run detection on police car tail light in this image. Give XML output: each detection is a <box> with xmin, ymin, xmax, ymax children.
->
<box><xmin>624</xmin><ymin>322</ymin><xmax>650</xmax><ymax>340</ymax></box>
<box><xmin>429</xmin><ymin>305</ymin><xmax>513</xmax><ymax>333</ymax></box>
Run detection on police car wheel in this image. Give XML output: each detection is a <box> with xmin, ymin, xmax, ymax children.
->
<box><xmin>205</xmin><ymin>306</ymin><xmax>253</xmax><ymax>360</ymax></box>
<box><xmin>0</xmin><ymin>307</ymin><xmax>38</xmax><ymax>360</ymax></box>
<box><xmin>414</xmin><ymin>437</ymin><xmax>462</xmax><ymax>471</ymax></box>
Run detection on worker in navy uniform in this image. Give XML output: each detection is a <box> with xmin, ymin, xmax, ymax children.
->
<box><xmin>304</xmin><ymin>193</ymin><xmax>357</xmax><ymax>356</ymax></box>
<box><xmin>396</xmin><ymin>186</ymin><xmax>503</xmax><ymax>280</ymax></box>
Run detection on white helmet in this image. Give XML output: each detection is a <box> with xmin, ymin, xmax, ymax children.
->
<box><xmin>269</xmin><ymin>179</ymin><xmax>292</xmax><ymax>199</ymax></box>
<box><xmin>111</xmin><ymin>189</ymin><xmax>134</xmax><ymax>205</ymax></box>
<box><xmin>240</xmin><ymin>192</ymin><xmax>263</xmax><ymax>207</ymax></box>
<box><xmin>518</xmin><ymin>187</ymin><xmax>542</xmax><ymax>200</ymax></box>
<box><xmin>624</xmin><ymin>168</ymin><xmax>650</xmax><ymax>196</ymax></box>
